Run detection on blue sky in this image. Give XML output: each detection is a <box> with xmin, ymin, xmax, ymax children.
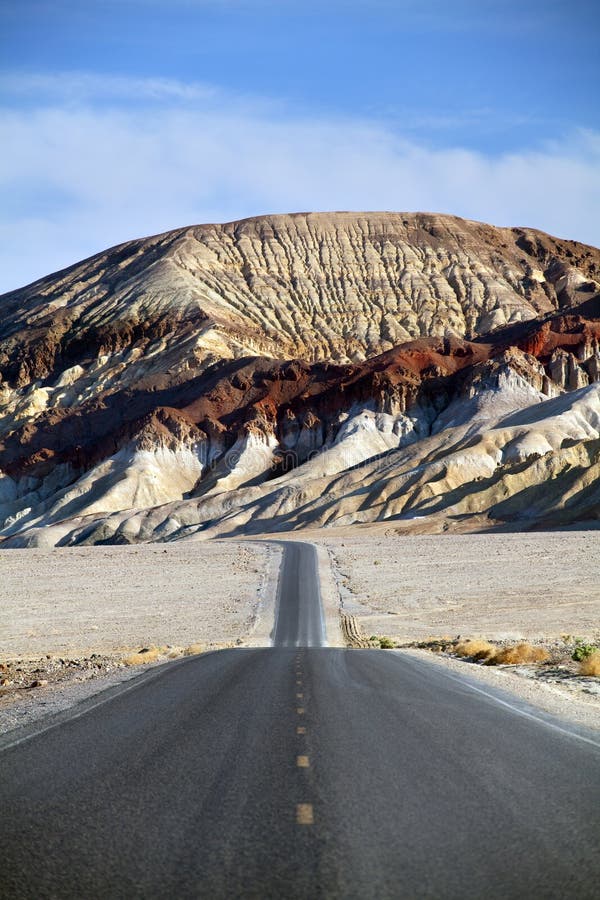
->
<box><xmin>1</xmin><ymin>0</ymin><xmax>599</xmax><ymax>292</ymax></box>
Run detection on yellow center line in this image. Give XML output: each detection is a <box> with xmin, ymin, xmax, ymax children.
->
<box><xmin>296</xmin><ymin>803</ymin><xmax>314</xmax><ymax>825</ymax></box>
<box><xmin>296</xmin><ymin>692</ymin><xmax>303</xmax><ymax>699</ymax></box>
<box><xmin>297</xmin><ymin>726</ymin><xmax>306</xmax><ymax>734</ymax></box>
<box><xmin>296</xmin><ymin>707</ymin><xmax>305</xmax><ymax>715</ymax></box>
<box><xmin>297</xmin><ymin>755</ymin><xmax>310</xmax><ymax>768</ymax></box>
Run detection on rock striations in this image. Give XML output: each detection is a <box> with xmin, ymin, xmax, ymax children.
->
<box><xmin>1</xmin><ymin>211</ymin><xmax>599</xmax><ymax>546</ymax></box>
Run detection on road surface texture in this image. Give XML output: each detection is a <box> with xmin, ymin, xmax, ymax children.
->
<box><xmin>1</xmin><ymin>542</ymin><xmax>599</xmax><ymax>899</ymax></box>
<box><xmin>273</xmin><ymin>541</ymin><xmax>326</xmax><ymax>647</ymax></box>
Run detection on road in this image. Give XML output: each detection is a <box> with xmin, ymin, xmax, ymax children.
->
<box><xmin>1</xmin><ymin>542</ymin><xmax>599</xmax><ymax>899</ymax></box>
<box><xmin>272</xmin><ymin>541</ymin><xmax>326</xmax><ymax>648</ymax></box>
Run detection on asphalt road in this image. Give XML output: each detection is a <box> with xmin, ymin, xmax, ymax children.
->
<box><xmin>273</xmin><ymin>541</ymin><xmax>326</xmax><ymax>648</ymax></box>
<box><xmin>1</xmin><ymin>543</ymin><xmax>599</xmax><ymax>899</ymax></box>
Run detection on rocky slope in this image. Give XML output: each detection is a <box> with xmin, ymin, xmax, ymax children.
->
<box><xmin>1</xmin><ymin>212</ymin><xmax>599</xmax><ymax>546</ymax></box>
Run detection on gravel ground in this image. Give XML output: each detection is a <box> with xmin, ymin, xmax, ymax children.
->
<box><xmin>0</xmin><ymin>541</ymin><xmax>280</xmax><ymax>736</ymax></box>
<box><xmin>0</xmin><ymin>541</ymin><xmax>276</xmax><ymax>657</ymax></box>
<box><xmin>319</xmin><ymin>531</ymin><xmax>600</xmax><ymax>642</ymax></box>
<box><xmin>0</xmin><ymin>655</ymin><xmax>161</xmax><ymax>736</ymax></box>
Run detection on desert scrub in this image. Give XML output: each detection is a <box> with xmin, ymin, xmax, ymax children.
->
<box><xmin>487</xmin><ymin>643</ymin><xmax>549</xmax><ymax>666</ymax></box>
<box><xmin>579</xmin><ymin>651</ymin><xmax>600</xmax><ymax>677</ymax></box>
<box><xmin>369</xmin><ymin>635</ymin><xmax>396</xmax><ymax>649</ymax></box>
<box><xmin>451</xmin><ymin>639</ymin><xmax>548</xmax><ymax>666</ymax></box>
<box><xmin>413</xmin><ymin>638</ymin><xmax>454</xmax><ymax>653</ymax></box>
<box><xmin>454</xmin><ymin>639</ymin><xmax>497</xmax><ymax>662</ymax></box>
<box><xmin>571</xmin><ymin>640</ymin><xmax>599</xmax><ymax>662</ymax></box>
<box><xmin>122</xmin><ymin>647</ymin><xmax>160</xmax><ymax>666</ymax></box>
<box><xmin>378</xmin><ymin>637</ymin><xmax>396</xmax><ymax>649</ymax></box>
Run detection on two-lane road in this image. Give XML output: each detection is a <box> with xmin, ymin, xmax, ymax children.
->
<box><xmin>273</xmin><ymin>541</ymin><xmax>326</xmax><ymax>648</ymax></box>
<box><xmin>1</xmin><ymin>543</ymin><xmax>599</xmax><ymax>899</ymax></box>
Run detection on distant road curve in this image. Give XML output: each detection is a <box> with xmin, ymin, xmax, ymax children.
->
<box><xmin>0</xmin><ymin>541</ymin><xmax>599</xmax><ymax>899</ymax></box>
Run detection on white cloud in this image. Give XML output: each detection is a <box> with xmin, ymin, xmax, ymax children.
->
<box><xmin>0</xmin><ymin>71</ymin><xmax>219</xmax><ymax>105</ymax></box>
<box><xmin>1</xmin><ymin>74</ymin><xmax>599</xmax><ymax>292</ymax></box>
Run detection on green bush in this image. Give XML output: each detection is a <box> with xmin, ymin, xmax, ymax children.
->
<box><xmin>572</xmin><ymin>639</ymin><xmax>598</xmax><ymax>662</ymax></box>
<box><xmin>378</xmin><ymin>637</ymin><xmax>396</xmax><ymax>650</ymax></box>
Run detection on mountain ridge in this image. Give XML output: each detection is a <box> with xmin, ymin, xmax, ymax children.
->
<box><xmin>1</xmin><ymin>211</ymin><xmax>599</xmax><ymax>546</ymax></box>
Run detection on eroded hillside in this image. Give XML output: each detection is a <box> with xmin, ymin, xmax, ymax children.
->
<box><xmin>1</xmin><ymin>212</ymin><xmax>599</xmax><ymax>545</ymax></box>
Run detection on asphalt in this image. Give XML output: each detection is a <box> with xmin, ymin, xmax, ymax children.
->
<box><xmin>0</xmin><ymin>543</ymin><xmax>599</xmax><ymax>899</ymax></box>
<box><xmin>272</xmin><ymin>541</ymin><xmax>326</xmax><ymax>648</ymax></box>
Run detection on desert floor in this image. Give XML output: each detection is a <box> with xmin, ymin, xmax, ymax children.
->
<box><xmin>0</xmin><ymin>541</ymin><xmax>279</xmax><ymax>658</ymax></box>
<box><xmin>309</xmin><ymin>530</ymin><xmax>600</xmax><ymax>643</ymax></box>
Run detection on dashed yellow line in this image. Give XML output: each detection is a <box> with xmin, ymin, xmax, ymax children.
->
<box><xmin>293</xmin><ymin>660</ymin><xmax>313</xmax><ymax>826</ymax></box>
<box><xmin>296</xmin><ymin>803</ymin><xmax>314</xmax><ymax>825</ymax></box>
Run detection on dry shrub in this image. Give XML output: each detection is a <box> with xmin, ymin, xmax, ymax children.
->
<box><xmin>490</xmin><ymin>643</ymin><xmax>549</xmax><ymax>666</ymax></box>
<box><xmin>184</xmin><ymin>643</ymin><xmax>203</xmax><ymax>657</ymax></box>
<box><xmin>122</xmin><ymin>647</ymin><xmax>160</xmax><ymax>666</ymax></box>
<box><xmin>454</xmin><ymin>639</ymin><xmax>497</xmax><ymax>661</ymax></box>
<box><xmin>580</xmin><ymin>651</ymin><xmax>600</xmax><ymax>677</ymax></box>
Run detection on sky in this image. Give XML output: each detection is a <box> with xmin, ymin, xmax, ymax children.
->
<box><xmin>1</xmin><ymin>0</ymin><xmax>599</xmax><ymax>293</ymax></box>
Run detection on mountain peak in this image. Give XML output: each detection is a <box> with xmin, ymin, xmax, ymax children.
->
<box><xmin>1</xmin><ymin>212</ymin><xmax>599</xmax><ymax>545</ymax></box>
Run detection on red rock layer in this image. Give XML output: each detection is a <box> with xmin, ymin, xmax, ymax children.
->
<box><xmin>2</xmin><ymin>298</ymin><xmax>599</xmax><ymax>485</ymax></box>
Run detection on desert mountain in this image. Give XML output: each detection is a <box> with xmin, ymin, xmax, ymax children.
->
<box><xmin>1</xmin><ymin>211</ymin><xmax>599</xmax><ymax>546</ymax></box>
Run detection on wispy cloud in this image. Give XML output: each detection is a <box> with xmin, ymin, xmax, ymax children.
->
<box><xmin>0</xmin><ymin>72</ymin><xmax>221</xmax><ymax>106</ymax></box>
<box><xmin>1</xmin><ymin>72</ymin><xmax>599</xmax><ymax>292</ymax></box>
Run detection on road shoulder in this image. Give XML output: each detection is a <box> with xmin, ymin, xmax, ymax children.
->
<box><xmin>396</xmin><ymin>646</ymin><xmax>600</xmax><ymax>733</ymax></box>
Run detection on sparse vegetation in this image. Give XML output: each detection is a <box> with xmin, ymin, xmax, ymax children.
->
<box><xmin>571</xmin><ymin>639</ymin><xmax>599</xmax><ymax>662</ymax></box>
<box><xmin>454</xmin><ymin>639</ymin><xmax>497</xmax><ymax>662</ymax></box>
<box><xmin>367</xmin><ymin>634</ymin><xmax>397</xmax><ymax>649</ymax></box>
<box><xmin>441</xmin><ymin>638</ymin><xmax>549</xmax><ymax>666</ymax></box>
<box><xmin>579</xmin><ymin>651</ymin><xmax>600</xmax><ymax>677</ymax></box>
<box><xmin>122</xmin><ymin>647</ymin><xmax>160</xmax><ymax>666</ymax></box>
<box><xmin>488</xmin><ymin>643</ymin><xmax>549</xmax><ymax>666</ymax></box>
<box><xmin>184</xmin><ymin>643</ymin><xmax>203</xmax><ymax>656</ymax></box>
<box><xmin>378</xmin><ymin>637</ymin><xmax>396</xmax><ymax>650</ymax></box>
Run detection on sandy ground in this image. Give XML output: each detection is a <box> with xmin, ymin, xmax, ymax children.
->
<box><xmin>312</xmin><ymin>531</ymin><xmax>600</xmax><ymax>642</ymax></box>
<box><xmin>0</xmin><ymin>541</ymin><xmax>279</xmax><ymax>657</ymax></box>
